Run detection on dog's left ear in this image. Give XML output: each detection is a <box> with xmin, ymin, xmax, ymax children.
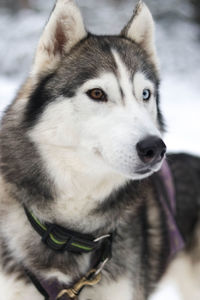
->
<box><xmin>121</xmin><ymin>1</ymin><xmax>158</xmax><ymax>67</ymax></box>
<box><xmin>32</xmin><ymin>0</ymin><xmax>87</xmax><ymax>76</ymax></box>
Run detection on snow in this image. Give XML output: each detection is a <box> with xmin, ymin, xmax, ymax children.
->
<box><xmin>161</xmin><ymin>76</ymin><xmax>200</xmax><ymax>156</ymax></box>
<box><xmin>0</xmin><ymin>77</ymin><xmax>18</xmax><ymax>119</ymax></box>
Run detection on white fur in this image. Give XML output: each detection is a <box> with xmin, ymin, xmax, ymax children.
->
<box><xmin>79</xmin><ymin>275</ymin><xmax>134</xmax><ymax>300</ymax></box>
<box><xmin>149</xmin><ymin>281</ymin><xmax>182</xmax><ymax>300</ymax></box>
<box><xmin>0</xmin><ymin>269</ymin><xmax>42</xmax><ymax>300</ymax></box>
<box><xmin>124</xmin><ymin>1</ymin><xmax>159</xmax><ymax>67</ymax></box>
<box><xmin>32</xmin><ymin>0</ymin><xmax>87</xmax><ymax>75</ymax></box>
<box><xmin>150</xmin><ymin>253</ymin><xmax>200</xmax><ymax>300</ymax></box>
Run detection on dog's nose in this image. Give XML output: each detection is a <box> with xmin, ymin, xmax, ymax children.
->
<box><xmin>136</xmin><ymin>136</ymin><xmax>166</xmax><ymax>164</ymax></box>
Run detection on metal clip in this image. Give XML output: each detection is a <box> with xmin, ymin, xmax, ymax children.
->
<box><xmin>56</xmin><ymin>269</ymin><xmax>102</xmax><ymax>300</ymax></box>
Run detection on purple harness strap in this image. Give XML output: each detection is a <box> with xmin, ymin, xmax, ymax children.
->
<box><xmin>41</xmin><ymin>279</ymin><xmax>67</xmax><ymax>300</ymax></box>
<box><xmin>158</xmin><ymin>160</ymin><xmax>185</xmax><ymax>258</ymax></box>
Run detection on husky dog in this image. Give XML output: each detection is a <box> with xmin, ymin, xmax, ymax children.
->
<box><xmin>0</xmin><ymin>1</ymin><xmax>200</xmax><ymax>299</ymax></box>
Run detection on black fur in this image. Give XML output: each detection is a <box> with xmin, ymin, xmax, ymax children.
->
<box><xmin>167</xmin><ymin>153</ymin><xmax>200</xmax><ymax>242</ymax></box>
<box><xmin>24</xmin><ymin>73</ymin><xmax>55</xmax><ymax>126</ymax></box>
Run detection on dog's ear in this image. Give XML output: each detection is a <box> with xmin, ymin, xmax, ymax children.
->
<box><xmin>121</xmin><ymin>1</ymin><xmax>158</xmax><ymax>67</ymax></box>
<box><xmin>32</xmin><ymin>0</ymin><xmax>87</xmax><ymax>76</ymax></box>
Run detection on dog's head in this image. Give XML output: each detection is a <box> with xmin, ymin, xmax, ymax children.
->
<box><xmin>18</xmin><ymin>1</ymin><xmax>166</xmax><ymax>192</ymax></box>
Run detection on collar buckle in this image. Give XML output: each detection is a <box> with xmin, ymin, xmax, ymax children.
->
<box><xmin>93</xmin><ymin>234</ymin><xmax>111</xmax><ymax>242</ymax></box>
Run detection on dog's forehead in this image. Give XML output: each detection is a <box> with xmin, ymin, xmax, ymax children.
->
<box><xmin>58</xmin><ymin>35</ymin><xmax>159</xmax><ymax>91</ymax></box>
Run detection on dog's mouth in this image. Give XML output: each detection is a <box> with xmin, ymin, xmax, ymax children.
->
<box><xmin>136</xmin><ymin>167</ymin><xmax>152</xmax><ymax>175</ymax></box>
<box><xmin>136</xmin><ymin>159</ymin><xmax>164</xmax><ymax>176</ymax></box>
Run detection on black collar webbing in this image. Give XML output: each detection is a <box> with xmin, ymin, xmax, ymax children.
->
<box><xmin>24</xmin><ymin>207</ymin><xmax>110</xmax><ymax>253</ymax></box>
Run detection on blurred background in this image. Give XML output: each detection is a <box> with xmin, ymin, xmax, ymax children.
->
<box><xmin>0</xmin><ymin>0</ymin><xmax>200</xmax><ymax>155</ymax></box>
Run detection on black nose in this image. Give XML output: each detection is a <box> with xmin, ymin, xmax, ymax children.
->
<box><xmin>136</xmin><ymin>136</ymin><xmax>166</xmax><ymax>164</ymax></box>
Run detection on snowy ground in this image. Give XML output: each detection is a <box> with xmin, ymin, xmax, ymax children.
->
<box><xmin>0</xmin><ymin>0</ymin><xmax>200</xmax><ymax>156</ymax></box>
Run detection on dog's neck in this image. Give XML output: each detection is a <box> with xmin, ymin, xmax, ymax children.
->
<box><xmin>50</xmin><ymin>170</ymin><xmax>127</xmax><ymax>232</ymax></box>
<box><xmin>28</xmin><ymin>141</ymin><xmax>128</xmax><ymax>232</ymax></box>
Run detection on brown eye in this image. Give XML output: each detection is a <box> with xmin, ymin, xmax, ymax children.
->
<box><xmin>87</xmin><ymin>88</ymin><xmax>107</xmax><ymax>102</ymax></box>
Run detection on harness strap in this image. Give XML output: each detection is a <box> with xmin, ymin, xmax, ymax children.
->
<box><xmin>24</xmin><ymin>235</ymin><xmax>112</xmax><ymax>300</ymax></box>
<box><xmin>156</xmin><ymin>160</ymin><xmax>185</xmax><ymax>257</ymax></box>
<box><xmin>25</xmin><ymin>268</ymin><xmax>49</xmax><ymax>300</ymax></box>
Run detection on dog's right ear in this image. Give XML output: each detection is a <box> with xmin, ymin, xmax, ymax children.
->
<box><xmin>32</xmin><ymin>0</ymin><xmax>87</xmax><ymax>76</ymax></box>
<box><xmin>121</xmin><ymin>1</ymin><xmax>158</xmax><ymax>68</ymax></box>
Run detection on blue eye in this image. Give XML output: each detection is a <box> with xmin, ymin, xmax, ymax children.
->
<box><xmin>142</xmin><ymin>89</ymin><xmax>151</xmax><ymax>101</ymax></box>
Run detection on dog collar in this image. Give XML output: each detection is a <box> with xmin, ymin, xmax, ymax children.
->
<box><xmin>24</xmin><ymin>207</ymin><xmax>111</xmax><ymax>253</ymax></box>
